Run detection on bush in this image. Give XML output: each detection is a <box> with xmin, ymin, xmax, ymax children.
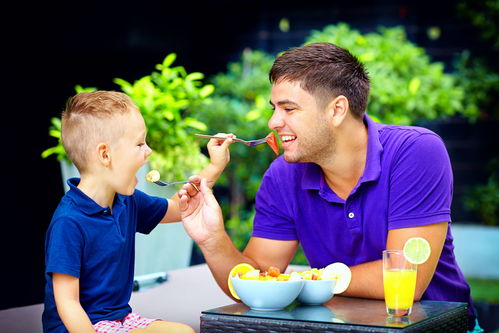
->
<box><xmin>306</xmin><ymin>23</ymin><xmax>475</xmax><ymax>125</ymax></box>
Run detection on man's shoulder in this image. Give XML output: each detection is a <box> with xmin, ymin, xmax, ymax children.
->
<box><xmin>378</xmin><ymin>123</ymin><xmax>444</xmax><ymax>150</ymax></box>
<box><xmin>379</xmin><ymin>123</ymin><xmax>439</xmax><ymax>138</ymax></box>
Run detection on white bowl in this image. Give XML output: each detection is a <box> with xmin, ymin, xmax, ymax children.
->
<box><xmin>297</xmin><ymin>279</ymin><xmax>336</xmax><ymax>305</ymax></box>
<box><xmin>230</xmin><ymin>277</ymin><xmax>304</xmax><ymax>311</ymax></box>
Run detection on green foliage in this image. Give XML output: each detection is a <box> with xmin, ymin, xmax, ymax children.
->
<box><xmin>457</xmin><ymin>0</ymin><xmax>499</xmax><ymax>50</ymax></box>
<box><xmin>453</xmin><ymin>51</ymin><xmax>499</xmax><ymax>120</ymax></box>
<box><xmin>306</xmin><ymin>23</ymin><xmax>475</xmax><ymax>125</ymax></box>
<box><xmin>43</xmin><ymin>54</ymin><xmax>212</xmax><ymax>180</ymax></box>
<box><xmin>467</xmin><ymin>277</ymin><xmax>499</xmax><ymax>303</ymax></box>
<box><xmin>197</xmin><ymin>49</ymin><xmax>276</xmax><ymax>199</ymax></box>
<box><xmin>195</xmin><ymin>49</ymin><xmax>302</xmax><ymax>258</ymax></box>
<box><xmin>464</xmin><ymin>156</ymin><xmax>499</xmax><ymax>226</ymax></box>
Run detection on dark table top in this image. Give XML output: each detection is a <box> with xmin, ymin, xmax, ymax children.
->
<box><xmin>202</xmin><ymin>296</ymin><xmax>467</xmax><ymax>331</ymax></box>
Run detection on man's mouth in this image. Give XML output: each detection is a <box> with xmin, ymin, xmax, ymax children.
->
<box><xmin>280</xmin><ymin>135</ymin><xmax>297</xmax><ymax>145</ymax></box>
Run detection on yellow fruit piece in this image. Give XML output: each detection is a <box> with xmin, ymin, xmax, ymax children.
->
<box><xmin>403</xmin><ymin>237</ymin><xmax>431</xmax><ymax>264</ymax></box>
<box><xmin>228</xmin><ymin>263</ymin><xmax>255</xmax><ymax>300</ymax></box>
<box><xmin>145</xmin><ymin>170</ymin><xmax>160</xmax><ymax>182</ymax></box>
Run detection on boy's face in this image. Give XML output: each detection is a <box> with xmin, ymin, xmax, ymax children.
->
<box><xmin>108</xmin><ymin>110</ymin><xmax>152</xmax><ymax>195</ymax></box>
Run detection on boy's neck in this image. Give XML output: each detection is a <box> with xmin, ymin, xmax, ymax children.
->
<box><xmin>77</xmin><ymin>175</ymin><xmax>116</xmax><ymax>209</ymax></box>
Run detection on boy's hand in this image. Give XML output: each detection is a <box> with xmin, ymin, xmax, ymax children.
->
<box><xmin>178</xmin><ymin>178</ymin><xmax>224</xmax><ymax>246</ymax></box>
<box><xmin>207</xmin><ymin>133</ymin><xmax>234</xmax><ymax>171</ymax></box>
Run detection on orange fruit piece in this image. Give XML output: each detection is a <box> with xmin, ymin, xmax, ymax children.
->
<box><xmin>228</xmin><ymin>263</ymin><xmax>255</xmax><ymax>299</ymax></box>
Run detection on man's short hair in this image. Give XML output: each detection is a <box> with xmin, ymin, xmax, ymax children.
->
<box><xmin>269</xmin><ymin>42</ymin><xmax>370</xmax><ymax>118</ymax></box>
<box><xmin>61</xmin><ymin>91</ymin><xmax>138</xmax><ymax>173</ymax></box>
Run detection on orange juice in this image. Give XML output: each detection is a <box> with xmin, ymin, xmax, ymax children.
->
<box><xmin>383</xmin><ymin>269</ymin><xmax>417</xmax><ymax>310</ymax></box>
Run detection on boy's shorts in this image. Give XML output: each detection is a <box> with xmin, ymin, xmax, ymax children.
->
<box><xmin>93</xmin><ymin>312</ymin><xmax>157</xmax><ymax>332</ymax></box>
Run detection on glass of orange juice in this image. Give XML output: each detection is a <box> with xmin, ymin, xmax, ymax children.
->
<box><xmin>382</xmin><ymin>250</ymin><xmax>417</xmax><ymax>316</ymax></box>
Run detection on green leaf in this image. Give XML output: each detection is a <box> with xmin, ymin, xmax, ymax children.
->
<box><xmin>186</xmin><ymin>72</ymin><xmax>204</xmax><ymax>81</ymax></box>
<box><xmin>245</xmin><ymin>109</ymin><xmax>261</xmax><ymax>121</ymax></box>
<box><xmin>183</xmin><ymin>118</ymin><xmax>208</xmax><ymax>131</ymax></box>
<box><xmin>199</xmin><ymin>85</ymin><xmax>215</xmax><ymax>98</ymax></box>
<box><xmin>162</xmin><ymin>53</ymin><xmax>177</xmax><ymax>68</ymax></box>
<box><xmin>408</xmin><ymin>77</ymin><xmax>421</xmax><ymax>95</ymax></box>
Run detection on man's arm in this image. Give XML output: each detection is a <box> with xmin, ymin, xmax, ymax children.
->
<box><xmin>340</xmin><ymin>222</ymin><xmax>448</xmax><ymax>300</ymax></box>
<box><xmin>53</xmin><ymin>273</ymin><xmax>96</xmax><ymax>333</ymax></box>
<box><xmin>161</xmin><ymin>135</ymin><xmax>233</xmax><ymax>223</ymax></box>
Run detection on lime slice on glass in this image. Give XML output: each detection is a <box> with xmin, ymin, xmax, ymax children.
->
<box><xmin>227</xmin><ymin>263</ymin><xmax>255</xmax><ymax>300</ymax></box>
<box><xmin>403</xmin><ymin>237</ymin><xmax>431</xmax><ymax>264</ymax></box>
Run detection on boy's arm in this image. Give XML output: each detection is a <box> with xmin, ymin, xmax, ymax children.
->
<box><xmin>160</xmin><ymin>134</ymin><xmax>234</xmax><ymax>223</ymax></box>
<box><xmin>53</xmin><ymin>273</ymin><xmax>96</xmax><ymax>333</ymax></box>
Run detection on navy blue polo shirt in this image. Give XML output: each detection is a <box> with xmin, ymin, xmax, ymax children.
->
<box><xmin>42</xmin><ymin>178</ymin><xmax>167</xmax><ymax>333</ymax></box>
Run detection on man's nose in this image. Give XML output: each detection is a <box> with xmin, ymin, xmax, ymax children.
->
<box><xmin>268</xmin><ymin>109</ymin><xmax>284</xmax><ymax>130</ymax></box>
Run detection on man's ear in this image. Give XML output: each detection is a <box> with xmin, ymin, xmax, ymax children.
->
<box><xmin>326</xmin><ymin>95</ymin><xmax>349</xmax><ymax>127</ymax></box>
<box><xmin>96</xmin><ymin>143</ymin><xmax>111</xmax><ymax>167</ymax></box>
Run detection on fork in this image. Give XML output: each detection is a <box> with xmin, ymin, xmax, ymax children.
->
<box><xmin>152</xmin><ymin>179</ymin><xmax>214</xmax><ymax>187</ymax></box>
<box><xmin>194</xmin><ymin>134</ymin><xmax>268</xmax><ymax>146</ymax></box>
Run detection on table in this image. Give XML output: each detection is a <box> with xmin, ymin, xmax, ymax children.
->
<box><xmin>201</xmin><ymin>296</ymin><xmax>468</xmax><ymax>332</ymax></box>
<box><xmin>0</xmin><ymin>264</ymin><xmax>468</xmax><ymax>333</ymax></box>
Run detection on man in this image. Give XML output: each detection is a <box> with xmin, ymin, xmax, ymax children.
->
<box><xmin>179</xmin><ymin>42</ymin><xmax>480</xmax><ymax>332</ymax></box>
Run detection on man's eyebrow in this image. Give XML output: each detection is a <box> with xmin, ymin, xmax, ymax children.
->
<box><xmin>269</xmin><ymin>100</ymin><xmax>300</xmax><ymax>107</ymax></box>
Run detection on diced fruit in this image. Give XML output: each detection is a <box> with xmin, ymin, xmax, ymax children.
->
<box><xmin>277</xmin><ymin>274</ymin><xmax>290</xmax><ymax>281</ymax></box>
<box><xmin>241</xmin><ymin>269</ymin><xmax>261</xmax><ymax>280</ymax></box>
<box><xmin>228</xmin><ymin>263</ymin><xmax>255</xmax><ymax>299</ymax></box>
<box><xmin>403</xmin><ymin>237</ymin><xmax>431</xmax><ymax>265</ymax></box>
<box><xmin>268</xmin><ymin>266</ymin><xmax>281</xmax><ymax>277</ymax></box>
<box><xmin>323</xmin><ymin>262</ymin><xmax>351</xmax><ymax>294</ymax></box>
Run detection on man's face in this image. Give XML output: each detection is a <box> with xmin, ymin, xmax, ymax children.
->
<box><xmin>269</xmin><ymin>80</ymin><xmax>335</xmax><ymax>164</ymax></box>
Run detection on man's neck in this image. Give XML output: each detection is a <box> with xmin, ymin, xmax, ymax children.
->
<box><xmin>320</xmin><ymin>117</ymin><xmax>368</xmax><ymax>200</ymax></box>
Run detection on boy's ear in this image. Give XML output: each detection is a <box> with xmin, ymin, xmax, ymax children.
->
<box><xmin>96</xmin><ymin>143</ymin><xmax>111</xmax><ymax>167</ymax></box>
<box><xmin>326</xmin><ymin>95</ymin><xmax>349</xmax><ymax>127</ymax></box>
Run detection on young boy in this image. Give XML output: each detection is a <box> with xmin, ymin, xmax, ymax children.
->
<box><xmin>42</xmin><ymin>91</ymin><xmax>232</xmax><ymax>333</ymax></box>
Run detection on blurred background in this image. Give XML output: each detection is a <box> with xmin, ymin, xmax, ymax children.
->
<box><xmin>3</xmin><ymin>0</ymin><xmax>499</xmax><ymax>331</ymax></box>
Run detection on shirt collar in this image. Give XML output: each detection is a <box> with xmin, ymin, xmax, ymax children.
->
<box><xmin>66</xmin><ymin>178</ymin><xmax>124</xmax><ymax>215</ymax></box>
<box><xmin>301</xmin><ymin>113</ymin><xmax>383</xmax><ymax>190</ymax></box>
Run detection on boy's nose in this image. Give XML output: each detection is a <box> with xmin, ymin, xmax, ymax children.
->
<box><xmin>145</xmin><ymin>144</ymin><xmax>152</xmax><ymax>157</ymax></box>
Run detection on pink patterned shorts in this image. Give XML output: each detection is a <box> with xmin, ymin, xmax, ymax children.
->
<box><xmin>93</xmin><ymin>312</ymin><xmax>157</xmax><ymax>332</ymax></box>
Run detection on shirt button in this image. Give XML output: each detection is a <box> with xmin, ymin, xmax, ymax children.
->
<box><xmin>348</xmin><ymin>212</ymin><xmax>355</xmax><ymax>219</ymax></box>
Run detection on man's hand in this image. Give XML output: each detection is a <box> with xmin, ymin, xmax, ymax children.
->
<box><xmin>178</xmin><ymin>178</ymin><xmax>225</xmax><ymax>246</ymax></box>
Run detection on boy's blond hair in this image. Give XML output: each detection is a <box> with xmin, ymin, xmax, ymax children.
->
<box><xmin>61</xmin><ymin>91</ymin><xmax>138</xmax><ymax>173</ymax></box>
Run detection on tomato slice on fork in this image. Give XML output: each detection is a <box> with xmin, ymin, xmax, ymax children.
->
<box><xmin>266</xmin><ymin>132</ymin><xmax>279</xmax><ymax>155</ymax></box>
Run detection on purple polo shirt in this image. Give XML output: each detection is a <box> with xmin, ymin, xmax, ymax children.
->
<box><xmin>253</xmin><ymin>114</ymin><xmax>476</xmax><ymax>328</ymax></box>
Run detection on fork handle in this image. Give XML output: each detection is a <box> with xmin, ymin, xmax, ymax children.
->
<box><xmin>194</xmin><ymin>134</ymin><xmax>246</xmax><ymax>144</ymax></box>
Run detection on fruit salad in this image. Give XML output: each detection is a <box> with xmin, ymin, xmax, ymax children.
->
<box><xmin>235</xmin><ymin>266</ymin><xmax>302</xmax><ymax>281</ymax></box>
